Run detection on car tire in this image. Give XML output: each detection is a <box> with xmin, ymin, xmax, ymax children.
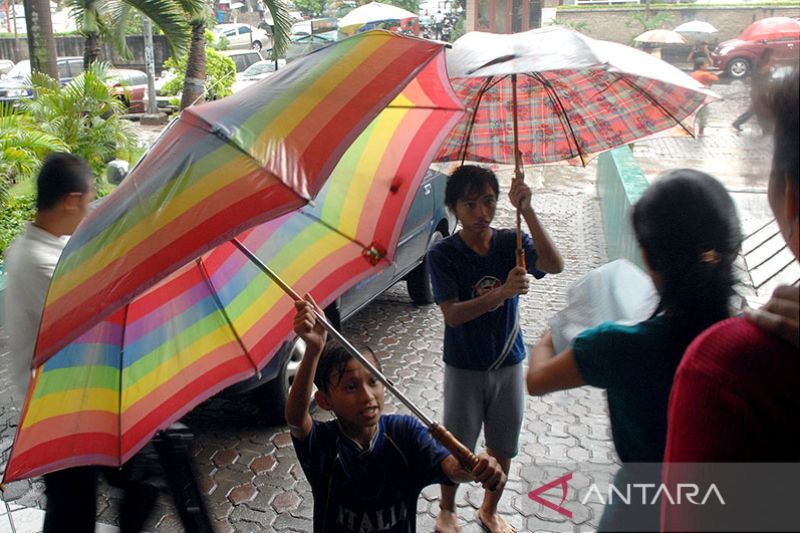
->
<box><xmin>726</xmin><ymin>58</ymin><xmax>750</xmax><ymax>79</ymax></box>
<box><xmin>406</xmin><ymin>229</ymin><xmax>444</xmax><ymax>305</ymax></box>
<box><xmin>252</xmin><ymin>40</ymin><xmax>262</xmax><ymax>51</ymax></box>
<box><xmin>256</xmin><ymin>337</ymin><xmax>306</xmax><ymax>424</ymax></box>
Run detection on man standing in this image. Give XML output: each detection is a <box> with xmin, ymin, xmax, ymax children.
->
<box><xmin>5</xmin><ymin>153</ymin><xmax>157</xmax><ymax>532</ymax></box>
<box><xmin>432</xmin><ymin>10</ymin><xmax>445</xmax><ymax>40</ymax></box>
<box><xmin>5</xmin><ymin>153</ymin><xmax>97</xmax><ymax>531</ymax></box>
<box><xmin>428</xmin><ymin>166</ymin><xmax>563</xmax><ymax>533</ymax></box>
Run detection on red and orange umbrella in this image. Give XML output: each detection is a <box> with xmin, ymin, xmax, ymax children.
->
<box><xmin>3</xmin><ymin>31</ymin><xmax>464</xmax><ymax>482</ymax></box>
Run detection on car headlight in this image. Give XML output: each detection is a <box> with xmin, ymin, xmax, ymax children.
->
<box><xmin>717</xmin><ymin>46</ymin><xmax>733</xmax><ymax>57</ymax></box>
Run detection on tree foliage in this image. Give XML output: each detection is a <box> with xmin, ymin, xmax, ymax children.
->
<box><xmin>294</xmin><ymin>0</ymin><xmax>328</xmax><ymax>18</ymax></box>
<box><xmin>161</xmin><ymin>40</ymin><xmax>237</xmax><ymax>101</ymax></box>
<box><xmin>0</xmin><ymin>104</ymin><xmax>67</xmax><ymax>207</ymax></box>
<box><xmin>19</xmin><ymin>62</ymin><xmax>138</xmax><ymax>180</ymax></box>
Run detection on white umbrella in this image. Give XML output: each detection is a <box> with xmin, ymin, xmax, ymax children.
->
<box><xmin>674</xmin><ymin>21</ymin><xmax>719</xmax><ymax>35</ymax></box>
<box><xmin>338</xmin><ymin>2</ymin><xmax>417</xmax><ymax>30</ymax></box>
<box><xmin>634</xmin><ymin>29</ymin><xmax>686</xmax><ymax>44</ymax></box>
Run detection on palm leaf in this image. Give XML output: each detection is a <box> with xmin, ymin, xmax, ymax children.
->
<box><xmin>265</xmin><ymin>0</ymin><xmax>292</xmax><ymax>59</ymax></box>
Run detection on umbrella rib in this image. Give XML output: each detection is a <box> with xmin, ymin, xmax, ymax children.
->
<box><xmin>118</xmin><ymin>303</ymin><xmax>129</xmax><ymax>466</ymax></box>
<box><xmin>529</xmin><ymin>72</ymin><xmax>587</xmax><ymax>166</ymax></box>
<box><xmin>460</xmin><ymin>76</ymin><xmax>497</xmax><ymax>166</ymax></box>
<box><xmin>613</xmin><ymin>73</ymin><xmax>694</xmax><ymax>137</ymax></box>
<box><xmin>295</xmin><ymin>210</ymin><xmax>382</xmax><ymax>261</ymax></box>
<box><xmin>196</xmin><ymin>258</ymin><xmax>262</xmax><ymax>378</ymax></box>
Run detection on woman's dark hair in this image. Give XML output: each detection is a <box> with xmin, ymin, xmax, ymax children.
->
<box><xmin>36</xmin><ymin>152</ymin><xmax>93</xmax><ymax>211</ymax></box>
<box><xmin>313</xmin><ymin>342</ymin><xmax>381</xmax><ymax>393</ymax></box>
<box><xmin>445</xmin><ymin>165</ymin><xmax>499</xmax><ymax>209</ymax></box>
<box><xmin>633</xmin><ymin>169</ymin><xmax>742</xmax><ymax>336</ymax></box>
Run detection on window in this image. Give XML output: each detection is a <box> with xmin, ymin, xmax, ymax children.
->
<box><xmin>238</xmin><ymin>25</ymin><xmax>252</xmax><ymax>34</ymax></box>
<box><xmin>477</xmin><ymin>0</ymin><xmax>491</xmax><ymax>30</ymax></box>
<box><xmin>224</xmin><ymin>29</ymin><xmax>237</xmax><ymax>37</ymax></box>
<box><xmin>68</xmin><ymin>59</ymin><xmax>84</xmax><ymax>77</ymax></box>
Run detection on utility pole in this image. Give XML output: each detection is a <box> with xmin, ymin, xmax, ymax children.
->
<box><xmin>22</xmin><ymin>0</ymin><xmax>58</xmax><ymax>79</ymax></box>
<box><xmin>142</xmin><ymin>16</ymin><xmax>165</xmax><ymax>124</ymax></box>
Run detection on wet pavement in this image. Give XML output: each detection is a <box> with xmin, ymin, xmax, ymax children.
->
<box><xmin>0</xmin><ymin>76</ymin><xmax>792</xmax><ymax>533</ymax></box>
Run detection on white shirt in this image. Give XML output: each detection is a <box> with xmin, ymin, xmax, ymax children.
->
<box><xmin>433</xmin><ymin>12</ymin><xmax>445</xmax><ymax>23</ymax></box>
<box><xmin>4</xmin><ymin>223</ymin><xmax>69</xmax><ymax>410</ymax></box>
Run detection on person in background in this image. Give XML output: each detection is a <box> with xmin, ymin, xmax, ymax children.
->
<box><xmin>690</xmin><ymin>57</ymin><xmax>719</xmax><ymax>136</ymax></box>
<box><xmin>285</xmin><ymin>295</ymin><xmax>506</xmax><ymax>533</ymax></box>
<box><xmin>526</xmin><ymin>168</ymin><xmax>742</xmax><ymax>532</ymax></box>
<box><xmin>428</xmin><ymin>165</ymin><xmax>563</xmax><ymax>533</ymax></box>
<box><xmin>687</xmin><ymin>41</ymin><xmax>713</xmax><ymax>66</ymax></box>
<box><xmin>732</xmin><ymin>48</ymin><xmax>776</xmax><ymax>132</ymax></box>
<box><xmin>4</xmin><ymin>153</ymin><xmax>157</xmax><ymax>532</ymax></box>
<box><xmin>661</xmin><ymin>69</ymin><xmax>800</xmax><ymax>532</ymax></box>
<box><xmin>432</xmin><ymin>10</ymin><xmax>445</xmax><ymax>40</ymax></box>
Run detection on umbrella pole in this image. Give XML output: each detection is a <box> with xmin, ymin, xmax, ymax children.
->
<box><xmin>511</xmin><ymin>74</ymin><xmax>526</xmax><ymax>270</ymax></box>
<box><xmin>230</xmin><ymin>238</ymin><xmax>480</xmax><ymax>471</ymax></box>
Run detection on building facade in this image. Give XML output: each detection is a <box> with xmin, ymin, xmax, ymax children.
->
<box><xmin>465</xmin><ymin>0</ymin><xmax>559</xmax><ymax>33</ymax></box>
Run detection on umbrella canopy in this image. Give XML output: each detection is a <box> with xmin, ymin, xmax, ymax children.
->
<box><xmin>2</xmin><ymin>32</ymin><xmax>463</xmax><ymax>481</ymax></box>
<box><xmin>674</xmin><ymin>20</ymin><xmax>718</xmax><ymax>35</ymax></box>
<box><xmin>437</xmin><ymin>27</ymin><xmax>716</xmax><ymax>167</ymax></box>
<box><xmin>634</xmin><ymin>29</ymin><xmax>687</xmax><ymax>45</ymax></box>
<box><xmin>339</xmin><ymin>2</ymin><xmax>417</xmax><ymax>34</ymax></box>
<box><xmin>739</xmin><ymin>16</ymin><xmax>800</xmax><ymax>41</ymax></box>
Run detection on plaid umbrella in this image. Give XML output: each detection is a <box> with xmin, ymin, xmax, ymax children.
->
<box><xmin>436</xmin><ymin>27</ymin><xmax>716</xmax><ymax>265</ymax></box>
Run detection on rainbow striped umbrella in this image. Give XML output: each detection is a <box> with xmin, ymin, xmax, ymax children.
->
<box><xmin>3</xmin><ymin>31</ymin><xmax>463</xmax><ymax>482</ymax></box>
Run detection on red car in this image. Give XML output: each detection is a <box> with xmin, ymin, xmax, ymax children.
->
<box><xmin>712</xmin><ymin>18</ymin><xmax>800</xmax><ymax>78</ymax></box>
<box><xmin>109</xmin><ymin>68</ymin><xmax>147</xmax><ymax>113</ymax></box>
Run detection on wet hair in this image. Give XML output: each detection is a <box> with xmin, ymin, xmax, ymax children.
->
<box><xmin>693</xmin><ymin>57</ymin><xmax>706</xmax><ymax>71</ymax></box>
<box><xmin>760</xmin><ymin>69</ymin><xmax>799</xmax><ymax>190</ymax></box>
<box><xmin>632</xmin><ymin>169</ymin><xmax>742</xmax><ymax>337</ymax></box>
<box><xmin>313</xmin><ymin>342</ymin><xmax>381</xmax><ymax>393</ymax></box>
<box><xmin>36</xmin><ymin>153</ymin><xmax>93</xmax><ymax>211</ymax></box>
<box><xmin>445</xmin><ymin>165</ymin><xmax>499</xmax><ymax>209</ymax></box>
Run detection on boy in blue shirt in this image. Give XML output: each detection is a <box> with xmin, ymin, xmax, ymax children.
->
<box><xmin>286</xmin><ymin>295</ymin><xmax>506</xmax><ymax>533</ymax></box>
<box><xmin>428</xmin><ymin>165</ymin><xmax>563</xmax><ymax>533</ymax></box>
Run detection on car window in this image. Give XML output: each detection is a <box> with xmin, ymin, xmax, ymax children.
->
<box><xmin>57</xmin><ymin>61</ymin><xmax>71</xmax><ymax>79</ymax></box>
<box><xmin>7</xmin><ymin>60</ymin><xmax>30</xmax><ymax>79</ymax></box>
<box><xmin>238</xmin><ymin>26</ymin><xmax>252</xmax><ymax>34</ymax></box>
<box><xmin>244</xmin><ymin>62</ymin><xmax>277</xmax><ymax>76</ymax></box>
<box><xmin>223</xmin><ymin>29</ymin><xmax>237</xmax><ymax>37</ymax></box>
<box><xmin>68</xmin><ymin>59</ymin><xmax>84</xmax><ymax>77</ymax></box>
<box><xmin>129</xmin><ymin>71</ymin><xmax>147</xmax><ymax>85</ymax></box>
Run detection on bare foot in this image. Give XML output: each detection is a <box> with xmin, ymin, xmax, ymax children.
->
<box><xmin>435</xmin><ymin>507</ymin><xmax>460</xmax><ymax>532</ymax></box>
<box><xmin>478</xmin><ymin>508</ymin><xmax>516</xmax><ymax>533</ymax></box>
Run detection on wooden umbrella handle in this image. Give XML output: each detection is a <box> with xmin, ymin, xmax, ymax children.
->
<box><xmin>429</xmin><ymin>422</ymin><xmax>480</xmax><ymax>471</ymax></box>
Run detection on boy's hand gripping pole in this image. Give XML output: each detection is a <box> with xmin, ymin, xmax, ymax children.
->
<box><xmin>231</xmin><ymin>238</ymin><xmax>480</xmax><ymax>472</ymax></box>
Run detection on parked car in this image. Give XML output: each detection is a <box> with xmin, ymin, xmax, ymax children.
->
<box><xmin>0</xmin><ymin>59</ymin><xmax>14</xmax><ymax>76</ymax></box>
<box><xmin>220</xmin><ymin>49</ymin><xmax>264</xmax><ymax>73</ymax></box>
<box><xmin>712</xmin><ymin>34</ymin><xmax>800</xmax><ymax>78</ymax></box>
<box><xmin>0</xmin><ymin>56</ymin><xmax>84</xmax><ymax>105</ymax></box>
<box><xmin>227</xmin><ymin>167</ymin><xmax>455</xmax><ymax>421</ymax></box>
<box><xmin>109</xmin><ymin>68</ymin><xmax>147</xmax><ymax>113</ymax></box>
<box><xmin>231</xmin><ymin>59</ymin><xmax>286</xmax><ymax>93</ymax></box>
<box><xmin>213</xmin><ymin>23</ymin><xmax>272</xmax><ymax>51</ymax></box>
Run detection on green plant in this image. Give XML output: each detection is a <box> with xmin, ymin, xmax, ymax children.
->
<box><xmin>162</xmin><ymin>46</ymin><xmax>236</xmax><ymax>101</ymax></box>
<box><xmin>19</xmin><ymin>62</ymin><xmax>138</xmax><ymax>186</ymax></box>
<box><xmin>294</xmin><ymin>0</ymin><xmax>328</xmax><ymax>18</ymax></box>
<box><xmin>212</xmin><ymin>34</ymin><xmax>230</xmax><ymax>50</ymax></box>
<box><xmin>0</xmin><ymin>193</ymin><xmax>36</xmax><ymax>260</ymax></box>
<box><xmin>626</xmin><ymin>11</ymin><xmax>673</xmax><ymax>33</ymax></box>
<box><xmin>549</xmin><ymin>17</ymin><xmax>589</xmax><ymax>33</ymax></box>
<box><xmin>0</xmin><ymin>104</ymin><xmax>68</xmax><ymax>207</ymax></box>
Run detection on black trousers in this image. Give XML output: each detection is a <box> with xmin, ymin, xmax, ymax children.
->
<box><xmin>43</xmin><ymin>464</ymin><xmax>158</xmax><ymax>533</ymax></box>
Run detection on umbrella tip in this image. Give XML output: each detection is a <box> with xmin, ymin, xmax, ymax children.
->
<box><xmin>362</xmin><ymin>242</ymin><xmax>387</xmax><ymax>266</ymax></box>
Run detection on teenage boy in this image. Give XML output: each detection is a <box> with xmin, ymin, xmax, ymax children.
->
<box><xmin>5</xmin><ymin>153</ymin><xmax>156</xmax><ymax>532</ymax></box>
<box><xmin>428</xmin><ymin>165</ymin><xmax>564</xmax><ymax>533</ymax></box>
<box><xmin>286</xmin><ymin>295</ymin><xmax>506</xmax><ymax>533</ymax></box>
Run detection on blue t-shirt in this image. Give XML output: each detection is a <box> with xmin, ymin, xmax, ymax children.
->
<box><xmin>427</xmin><ymin>228</ymin><xmax>544</xmax><ymax>371</ymax></box>
<box><xmin>572</xmin><ymin>314</ymin><xmax>684</xmax><ymax>463</ymax></box>
<box><xmin>292</xmin><ymin>414</ymin><xmax>452</xmax><ymax>533</ymax></box>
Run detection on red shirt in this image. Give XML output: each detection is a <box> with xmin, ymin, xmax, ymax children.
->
<box><xmin>661</xmin><ymin>317</ymin><xmax>800</xmax><ymax>531</ymax></box>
